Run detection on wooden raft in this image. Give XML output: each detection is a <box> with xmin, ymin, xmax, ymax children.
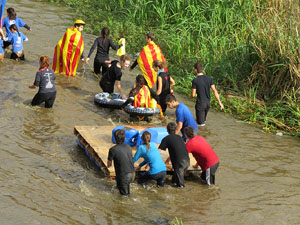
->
<box><xmin>74</xmin><ymin>125</ymin><xmax>200</xmax><ymax>178</ymax></box>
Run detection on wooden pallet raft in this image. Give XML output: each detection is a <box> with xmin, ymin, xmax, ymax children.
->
<box><xmin>74</xmin><ymin>125</ymin><xmax>200</xmax><ymax>178</ymax></box>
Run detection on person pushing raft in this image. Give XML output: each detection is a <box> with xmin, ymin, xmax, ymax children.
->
<box><xmin>86</xmin><ymin>27</ymin><xmax>122</xmax><ymax>75</ymax></box>
<box><xmin>52</xmin><ymin>20</ymin><xmax>86</xmax><ymax>77</ymax></box>
<box><xmin>7</xmin><ymin>24</ymin><xmax>28</xmax><ymax>60</ymax></box>
<box><xmin>130</xmin><ymin>32</ymin><xmax>167</xmax><ymax>88</ymax></box>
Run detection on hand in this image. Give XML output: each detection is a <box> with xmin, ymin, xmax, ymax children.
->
<box><xmin>129</xmin><ymin>68</ymin><xmax>133</xmax><ymax>72</ymax></box>
<box><xmin>134</xmin><ymin>165</ymin><xmax>141</xmax><ymax>171</ymax></box>
<box><xmin>86</xmin><ymin>58</ymin><xmax>90</xmax><ymax>63</ymax></box>
<box><xmin>121</xmin><ymin>94</ymin><xmax>127</xmax><ymax>100</ymax></box>
<box><xmin>192</xmin><ymin>163</ymin><xmax>199</xmax><ymax>169</ymax></box>
<box><xmin>28</xmin><ymin>85</ymin><xmax>36</xmax><ymax>89</ymax></box>
<box><xmin>219</xmin><ymin>102</ymin><xmax>224</xmax><ymax>110</ymax></box>
<box><xmin>29</xmin><ymin>28</ymin><xmax>32</xmax><ymax>31</ymax></box>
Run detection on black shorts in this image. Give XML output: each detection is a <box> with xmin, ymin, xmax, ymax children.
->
<box><xmin>138</xmin><ymin>170</ymin><xmax>166</xmax><ymax>187</ymax></box>
<box><xmin>200</xmin><ymin>162</ymin><xmax>219</xmax><ymax>185</ymax></box>
<box><xmin>116</xmin><ymin>172</ymin><xmax>135</xmax><ymax>196</ymax></box>
<box><xmin>195</xmin><ymin>101</ymin><xmax>210</xmax><ymax>125</ymax></box>
<box><xmin>11</xmin><ymin>52</ymin><xmax>25</xmax><ymax>60</ymax></box>
<box><xmin>99</xmin><ymin>77</ymin><xmax>114</xmax><ymax>94</ymax></box>
<box><xmin>31</xmin><ymin>91</ymin><xmax>56</xmax><ymax>108</ymax></box>
<box><xmin>94</xmin><ymin>58</ymin><xmax>108</xmax><ymax>75</ymax></box>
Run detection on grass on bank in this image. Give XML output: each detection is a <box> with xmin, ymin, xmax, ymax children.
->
<box><xmin>46</xmin><ymin>0</ymin><xmax>300</xmax><ymax>137</ymax></box>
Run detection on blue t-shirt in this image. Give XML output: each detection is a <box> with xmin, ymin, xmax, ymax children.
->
<box><xmin>176</xmin><ymin>103</ymin><xmax>198</xmax><ymax>134</ymax></box>
<box><xmin>7</xmin><ymin>32</ymin><xmax>27</xmax><ymax>53</ymax></box>
<box><xmin>133</xmin><ymin>142</ymin><xmax>166</xmax><ymax>175</ymax></box>
<box><xmin>2</xmin><ymin>17</ymin><xmax>26</xmax><ymax>36</ymax></box>
<box><xmin>0</xmin><ymin>39</ymin><xmax>4</xmax><ymax>54</ymax></box>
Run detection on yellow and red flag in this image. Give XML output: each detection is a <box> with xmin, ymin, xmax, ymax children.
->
<box><xmin>52</xmin><ymin>27</ymin><xmax>84</xmax><ymax>77</ymax></box>
<box><xmin>137</xmin><ymin>41</ymin><xmax>167</xmax><ymax>88</ymax></box>
<box><xmin>133</xmin><ymin>85</ymin><xmax>151</xmax><ymax>108</ymax></box>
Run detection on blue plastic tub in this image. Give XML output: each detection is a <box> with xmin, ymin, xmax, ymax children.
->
<box><xmin>111</xmin><ymin>126</ymin><xmax>139</xmax><ymax>146</ymax></box>
<box><xmin>136</xmin><ymin>127</ymin><xmax>168</xmax><ymax>147</ymax></box>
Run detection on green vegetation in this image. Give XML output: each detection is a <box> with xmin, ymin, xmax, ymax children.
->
<box><xmin>47</xmin><ymin>0</ymin><xmax>299</xmax><ymax>136</ymax></box>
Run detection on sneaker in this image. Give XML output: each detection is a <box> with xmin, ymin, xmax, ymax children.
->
<box><xmin>198</xmin><ymin>123</ymin><xmax>205</xmax><ymax>127</ymax></box>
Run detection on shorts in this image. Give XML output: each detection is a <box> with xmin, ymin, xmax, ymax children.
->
<box><xmin>200</xmin><ymin>162</ymin><xmax>219</xmax><ymax>185</ymax></box>
<box><xmin>94</xmin><ymin>58</ymin><xmax>108</xmax><ymax>75</ymax></box>
<box><xmin>99</xmin><ymin>77</ymin><xmax>114</xmax><ymax>94</ymax></box>
<box><xmin>31</xmin><ymin>91</ymin><xmax>56</xmax><ymax>108</ymax></box>
<box><xmin>138</xmin><ymin>170</ymin><xmax>166</xmax><ymax>187</ymax></box>
<box><xmin>195</xmin><ymin>101</ymin><xmax>210</xmax><ymax>125</ymax></box>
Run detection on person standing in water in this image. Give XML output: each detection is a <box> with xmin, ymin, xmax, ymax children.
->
<box><xmin>99</xmin><ymin>54</ymin><xmax>131</xmax><ymax>99</ymax></box>
<box><xmin>184</xmin><ymin>126</ymin><xmax>219</xmax><ymax>185</ymax></box>
<box><xmin>0</xmin><ymin>28</ymin><xmax>4</xmax><ymax>61</ymax></box>
<box><xmin>2</xmin><ymin>7</ymin><xmax>32</xmax><ymax>48</ymax></box>
<box><xmin>191</xmin><ymin>62</ymin><xmax>224</xmax><ymax>126</ymax></box>
<box><xmin>152</xmin><ymin>60</ymin><xmax>175</xmax><ymax>114</ymax></box>
<box><xmin>86</xmin><ymin>27</ymin><xmax>122</xmax><ymax>75</ymax></box>
<box><xmin>29</xmin><ymin>56</ymin><xmax>56</xmax><ymax>108</ymax></box>
<box><xmin>7</xmin><ymin>24</ymin><xmax>28</xmax><ymax>60</ymax></box>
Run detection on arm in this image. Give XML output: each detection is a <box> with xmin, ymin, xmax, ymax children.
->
<box><xmin>191</xmin><ymin>88</ymin><xmax>196</xmax><ymax>98</ymax></box>
<box><xmin>115</xmin><ymin>80</ymin><xmax>126</xmax><ymax>99</ymax></box>
<box><xmin>87</xmin><ymin>38</ymin><xmax>97</xmax><ymax>60</ymax></box>
<box><xmin>170</xmin><ymin>76</ymin><xmax>175</xmax><ymax>87</ymax></box>
<box><xmin>109</xmin><ymin>39</ymin><xmax>121</xmax><ymax>50</ymax></box>
<box><xmin>121</xmin><ymin>97</ymin><xmax>134</xmax><ymax>109</ymax></box>
<box><xmin>107</xmin><ymin>160</ymin><xmax>112</xmax><ymax>168</ymax></box>
<box><xmin>129</xmin><ymin>59</ymin><xmax>138</xmax><ymax>71</ymax></box>
<box><xmin>211</xmin><ymin>85</ymin><xmax>224</xmax><ymax>110</ymax></box>
<box><xmin>175</xmin><ymin>121</ymin><xmax>183</xmax><ymax>134</ymax></box>
<box><xmin>24</xmin><ymin>24</ymin><xmax>32</xmax><ymax>31</ymax></box>
<box><xmin>0</xmin><ymin>28</ymin><xmax>4</xmax><ymax>38</ymax></box>
<box><xmin>156</xmin><ymin>76</ymin><xmax>163</xmax><ymax>95</ymax></box>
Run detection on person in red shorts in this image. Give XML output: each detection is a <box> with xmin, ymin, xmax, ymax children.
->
<box><xmin>184</xmin><ymin>126</ymin><xmax>219</xmax><ymax>185</ymax></box>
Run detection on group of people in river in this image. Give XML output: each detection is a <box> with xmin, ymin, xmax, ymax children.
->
<box><xmin>1</xmin><ymin>11</ymin><xmax>223</xmax><ymax>196</ymax></box>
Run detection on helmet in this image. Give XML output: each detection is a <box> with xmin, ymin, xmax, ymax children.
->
<box><xmin>74</xmin><ymin>19</ymin><xmax>86</xmax><ymax>25</ymax></box>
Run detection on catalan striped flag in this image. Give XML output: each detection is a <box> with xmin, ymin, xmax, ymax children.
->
<box><xmin>133</xmin><ymin>85</ymin><xmax>151</xmax><ymax>108</ymax></box>
<box><xmin>137</xmin><ymin>41</ymin><xmax>167</xmax><ymax>88</ymax></box>
<box><xmin>52</xmin><ymin>27</ymin><xmax>84</xmax><ymax>77</ymax></box>
<box><xmin>0</xmin><ymin>0</ymin><xmax>7</xmax><ymax>29</ymax></box>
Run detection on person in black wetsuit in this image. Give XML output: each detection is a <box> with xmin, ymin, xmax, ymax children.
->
<box><xmin>99</xmin><ymin>54</ymin><xmax>131</xmax><ymax>99</ymax></box>
<box><xmin>152</xmin><ymin>60</ymin><xmax>175</xmax><ymax>114</ymax></box>
<box><xmin>86</xmin><ymin>27</ymin><xmax>122</xmax><ymax>75</ymax></box>
<box><xmin>29</xmin><ymin>56</ymin><xmax>56</xmax><ymax>108</ymax></box>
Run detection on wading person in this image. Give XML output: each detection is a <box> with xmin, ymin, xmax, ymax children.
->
<box><xmin>129</xmin><ymin>32</ymin><xmax>167</xmax><ymax>88</ymax></box>
<box><xmin>184</xmin><ymin>126</ymin><xmax>219</xmax><ymax>185</ymax></box>
<box><xmin>191</xmin><ymin>62</ymin><xmax>224</xmax><ymax>126</ymax></box>
<box><xmin>152</xmin><ymin>60</ymin><xmax>175</xmax><ymax>114</ymax></box>
<box><xmin>52</xmin><ymin>20</ymin><xmax>86</xmax><ymax>77</ymax></box>
<box><xmin>7</xmin><ymin>24</ymin><xmax>28</xmax><ymax>60</ymax></box>
<box><xmin>86</xmin><ymin>27</ymin><xmax>122</xmax><ymax>75</ymax></box>
<box><xmin>133</xmin><ymin>131</ymin><xmax>167</xmax><ymax>188</ymax></box>
<box><xmin>100</xmin><ymin>54</ymin><xmax>130</xmax><ymax>99</ymax></box>
<box><xmin>29</xmin><ymin>56</ymin><xmax>57</xmax><ymax>108</ymax></box>
<box><xmin>159</xmin><ymin>122</ymin><xmax>190</xmax><ymax>188</ymax></box>
<box><xmin>107</xmin><ymin>129</ymin><xmax>135</xmax><ymax>196</ymax></box>
<box><xmin>2</xmin><ymin>7</ymin><xmax>32</xmax><ymax>48</ymax></box>
<box><xmin>165</xmin><ymin>94</ymin><xmax>198</xmax><ymax>141</ymax></box>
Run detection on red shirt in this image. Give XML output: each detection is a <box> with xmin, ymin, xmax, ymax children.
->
<box><xmin>185</xmin><ymin>136</ymin><xmax>219</xmax><ymax>171</ymax></box>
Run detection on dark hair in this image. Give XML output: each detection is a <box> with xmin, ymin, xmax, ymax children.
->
<box><xmin>165</xmin><ymin>94</ymin><xmax>176</xmax><ymax>104</ymax></box>
<box><xmin>194</xmin><ymin>62</ymin><xmax>203</xmax><ymax>73</ymax></box>
<box><xmin>184</xmin><ymin>127</ymin><xmax>195</xmax><ymax>139</ymax></box>
<box><xmin>142</xmin><ymin>131</ymin><xmax>151</xmax><ymax>151</ymax></box>
<box><xmin>146</xmin><ymin>32</ymin><xmax>155</xmax><ymax>41</ymax></box>
<box><xmin>120</xmin><ymin>54</ymin><xmax>131</xmax><ymax>63</ymax></box>
<box><xmin>152</xmin><ymin>60</ymin><xmax>167</xmax><ymax>69</ymax></box>
<box><xmin>167</xmin><ymin>122</ymin><xmax>177</xmax><ymax>134</ymax></box>
<box><xmin>128</xmin><ymin>75</ymin><xmax>146</xmax><ymax>98</ymax></box>
<box><xmin>101</xmin><ymin>27</ymin><xmax>110</xmax><ymax>45</ymax></box>
<box><xmin>7</xmin><ymin>8</ymin><xmax>16</xmax><ymax>20</ymax></box>
<box><xmin>74</xmin><ymin>23</ymin><xmax>85</xmax><ymax>28</ymax></box>
<box><xmin>114</xmin><ymin>129</ymin><xmax>125</xmax><ymax>144</ymax></box>
<box><xmin>9</xmin><ymin>24</ymin><xmax>20</xmax><ymax>37</ymax></box>
<box><xmin>39</xmin><ymin>55</ymin><xmax>50</xmax><ymax>70</ymax></box>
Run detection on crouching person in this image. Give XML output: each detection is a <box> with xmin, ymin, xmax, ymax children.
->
<box><xmin>184</xmin><ymin>126</ymin><xmax>219</xmax><ymax>185</ymax></box>
<box><xmin>107</xmin><ymin>129</ymin><xmax>135</xmax><ymax>196</ymax></box>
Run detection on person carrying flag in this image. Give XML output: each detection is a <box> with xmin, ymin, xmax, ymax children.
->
<box><xmin>52</xmin><ymin>19</ymin><xmax>86</xmax><ymax>77</ymax></box>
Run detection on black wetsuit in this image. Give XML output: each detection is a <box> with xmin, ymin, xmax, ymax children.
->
<box><xmin>87</xmin><ymin>37</ymin><xmax>121</xmax><ymax>75</ymax></box>
<box><xmin>99</xmin><ymin>60</ymin><xmax>122</xmax><ymax>93</ymax></box>
<box><xmin>157</xmin><ymin>71</ymin><xmax>171</xmax><ymax>113</ymax></box>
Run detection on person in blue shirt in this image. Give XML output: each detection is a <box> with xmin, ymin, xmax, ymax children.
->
<box><xmin>165</xmin><ymin>94</ymin><xmax>198</xmax><ymax>141</ymax></box>
<box><xmin>2</xmin><ymin>7</ymin><xmax>31</xmax><ymax>48</ymax></box>
<box><xmin>0</xmin><ymin>28</ymin><xmax>4</xmax><ymax>61</ymax></box>
<box><xmin>7</xmin><ymin>24</ymin><xmax>28</xmax><ymax>60</ymax></box>
<box><xmin>133</xmin><ymin>131</ymin><xmax>167</xmax><ymax>187</ymax></box>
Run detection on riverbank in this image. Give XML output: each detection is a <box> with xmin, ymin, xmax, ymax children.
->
<box><xmin>47</xmin><ymin>0</ymin><xmax>299</xmax><ymax>137</ymax></box>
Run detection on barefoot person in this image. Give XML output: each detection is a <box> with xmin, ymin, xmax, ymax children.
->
<box><xmin>184</xmin><ymin>126</ymin><xmax>219</xmax><ymax>185</ymax></box>
<box><xmin>191</xmin><ymin>62</ymin><xmax>224</xmax><ymax>126</ymax></box>
<box><xmin>86</xmin><ymin>27</ymin><xmax>122</xmax><ymax>75</ymax></box>
<box><xmin>29</xmin><ymin>56</ymin><xmax>57</xmax><ymax>108</ymax></box>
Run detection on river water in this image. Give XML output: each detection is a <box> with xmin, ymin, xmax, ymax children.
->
<box><xmin>0</xmin><ymin>1</ymin><xmax>299</xmax><ymax>224</ymax></box>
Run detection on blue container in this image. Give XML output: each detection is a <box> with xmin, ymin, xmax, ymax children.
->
<box><xmin>136</xmin><ymin>127</ymin><xmax>168</xmax><ymax>147</ymax></box>
<box><xmin>112</xmin><ymin>126</ymin><xmax>139</xmax><ymax>146</ymax></box>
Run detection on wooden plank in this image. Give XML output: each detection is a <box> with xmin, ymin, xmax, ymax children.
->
<box><xmin>74</xmin><ymin>125</ymin><xmax>200</xmax><ymax>178</ymax></box>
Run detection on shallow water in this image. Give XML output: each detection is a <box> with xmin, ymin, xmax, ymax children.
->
<box><xmin>0</xmin><ymin>1</ymin><xmax>299</xmax><ymax>224</ymax></box>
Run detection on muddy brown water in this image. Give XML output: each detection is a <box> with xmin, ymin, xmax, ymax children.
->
<box><xmin>0</xmin><ymin>1</ymin><xmax>299</xmax><ymax>224</ymax></box>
